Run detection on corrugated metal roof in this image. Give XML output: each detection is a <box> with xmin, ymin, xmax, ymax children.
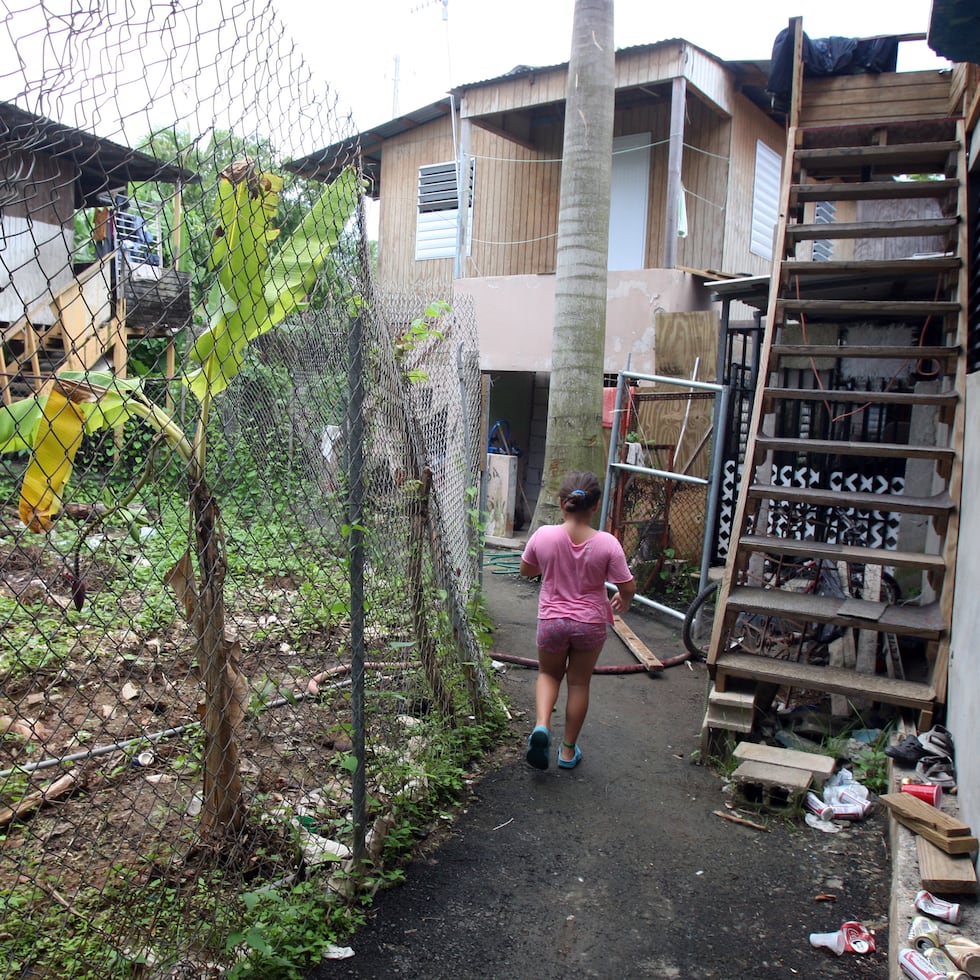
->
<box><xmin>286</xmin><ymin>38</ymin><xmax>771</xmax><ymax>191</ymax></box>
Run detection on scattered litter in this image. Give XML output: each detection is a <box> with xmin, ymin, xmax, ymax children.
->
<box><xmin>491</xmin><ymin>818</ymin><xmax>514</xmax><ymax>832</ymax></box>
<box><xmin>809</xmin><ymin>921</ymin><xmax>875</xmax><ymax>955</ymax></box>
<box><xmin>898</xmin><ymin>946</ymin><xmax>947</xmax><ymax>979</ymax></box>
<box><xmin>914</xmin><ymin>889</ymin><xmax>961</xmax><ymax>924</ymax></box>
<box><xmin>805</xmin><ymin>812</ymin><xmax>841</xmax><ymax>833</ymax></box>
<box><xmin>806</xmin><ymin>768</ymin><xmax>873</xmax><ymax>823</ymax></box>
<box><xmin>713</xmin><ymin>809</ymin><xmax>768</xmax><ymax>832</ymax></box>
<box><xmin>814</xmin><ymin>893</ymin><xmax>837</xmax><ymax>902</ymax></box>
<box><xmin>322</xmin><ymin>944</ymin><xmax>355</xmax><ymax>960</ymax></box>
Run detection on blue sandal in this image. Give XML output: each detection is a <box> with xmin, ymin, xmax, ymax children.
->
<box><xmin>526</xmin><ymin>725</ymin><xmax>550</xmax><ymax>770</ymax></box>
<box><xmin>557</xmin><ymin>742</ymin><xmax>582</xmax><ymax>769</ymax></box>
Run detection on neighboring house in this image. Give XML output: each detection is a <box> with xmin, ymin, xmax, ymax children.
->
<box><xmin>288</xmin><ymin>38</ymin><xmax>787</xmax><ymax>518</ymax></box>
<box><xmin>0</xmin><ymin>102</ymin><xmax>194</xmax><ymax>403</ymax></box>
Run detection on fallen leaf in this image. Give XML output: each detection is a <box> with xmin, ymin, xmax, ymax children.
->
<box><xmin>815</xmin><ymin>893</ymin><xmax>837</xmax><ymax>902</ymax></box>
<box><xmin>120</xmin><ymin>681</ymin><xmax>140</xmax><ymax>701</ymax></box>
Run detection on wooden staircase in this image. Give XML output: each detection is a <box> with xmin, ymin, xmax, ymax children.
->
<box><xmin>704</xmin><ymin>28</ymin><xmax>968</xmax><ymax>737</ymax></box>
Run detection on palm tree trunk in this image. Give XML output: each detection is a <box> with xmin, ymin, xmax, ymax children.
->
<box><xmin>531</xmin><ymin>0</ymin><xmax>615</xmax><ymax>529</ymax></box>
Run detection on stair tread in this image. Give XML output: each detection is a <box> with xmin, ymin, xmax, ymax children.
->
<box><xmin>776</xmin><ymin>299</ymin><xmax>960</xmax><ymax>317</ymax></box>
<box><xmin>746</xmin><ymin>483</ymin><xmax>954</xmax><ymax>515</ymax></box>
<box><xmin>785</xmin><ymin>217</ymin><xmax>959</xmax><ymax>241</ymax></box>
<box><xmin>712</xmin><ymin>652</ymin><xmax>937</xmax><ymax>708</ymax></box>
<box><xmin>727</xmin><ymin>586</ymin><xmax>946</xmax><ymax>639</ymax></box>
<box><xmin>790</xmin><ymin>178</ymin><xmax>959</xmax><ymax>203</ymax></box>
<box><xmin>770</xmin><ymin>344</ymin><xmax>959</xmax><ymax>361</ymax></box>
<box><xmin>782</xmin><ymin>257</ymin><xmax>961</xmax><ymax>276</ymax></box>
<box><xmin>795</xmin><ymin>140</ymin><xmax>959</xmax><ymax>173</ymax></box>
<box><xmin>738</xmin><ymin>533</ymin><xmax>946</xmax><ymax>570</ymax></box>
<box><xmin>763</xmin><ymin>387</ymin><xmax>958</xmax><ymax>406</ymax></box>
<box><xmin>754</xmin><ymin>436</ymin><xmax>955</xmax><ymax>460</ymax></box>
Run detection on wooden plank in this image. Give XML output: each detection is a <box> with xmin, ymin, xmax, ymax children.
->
<box><xmin>611</xmin><ymin>615</ymin><xmax>663</xmax><ymax>673</ymax></box>
<box><xmin>776</xmin><ymin>299</ymin><xmax>960</xmax><ymax>318</ymax></box>
<box><xmin>713</xmin><ymin>652</ymin><xmax>937</xmax><ymax>708</ymax></box>
<box><xmin>917</xmin><ymin>837</ymin><xmax>979</xmax><ymax>893</ymax></box>
<box><xmin>785</xmin><ymin>218</ymin><xmax>959</xmax><ymax>242</ymax></box>
<box><xmin>733</xmin><ymin>741</ymin><xmax>835</xmax><ymax>781</ymax></box>
<box><xmin>727</xmin><ymin>587</ymin><xmax>945</xmax><ymax>639</ymax></box>
<box><xmin>755</xmin><ymin>435</ymin><xmax>955</xmax><ymax>462</ymax></box>
<box><xmin>781</xmin><ymin>257</ymin><xmax>961</xmax><ymax>276</ymax></box>
<box><xmin>770</xmin><ymin>345</ymin><xmax>959</xmax><ymax>363</ymax></box>
<box><xmin>763</xmin><ymin>387</ymin><xmax>958</xmax><ymax>408</ymax></box>
<box><xmin>790</xmin><ymin>179</ymin><xmax>959</xmax><ymax>203</ymax></box>
<box><xmin>880</xmin><ymin>792</ymin><xmax>971</xmax><ymax>837</ymax></box>
<box><xmin>737</xmin><ymin>534</ymin><xmax>946</xmax><ymax>573</ymax></box>
<box><xmin>747</xmin><ymin>483</ymin><xmax>954</xmax><ymax>517</ymax></box>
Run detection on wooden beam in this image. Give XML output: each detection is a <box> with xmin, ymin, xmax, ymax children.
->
<box><xmin>611</xmin><ymin>615</ymin><xmax>663</xmax><ymax>673</ymax></box>
<box><xmin>663</xmin><ymin>76</ymin><xmax>686</xmax><ymax>269</ymax></box>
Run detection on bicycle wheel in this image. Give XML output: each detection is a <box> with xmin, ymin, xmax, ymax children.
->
<box><xmin>682</xmin><ymin>580</ymin><xmax>719</xmax><ymax>661</ymax></box>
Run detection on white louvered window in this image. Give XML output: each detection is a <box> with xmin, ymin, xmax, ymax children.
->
<box><xmin>750</xmin><ymin>140</ymin><xmax>782</xmax><ymax>260</ymax></box>
<box><xmin>415</xmin><ymin>159</ymin><xmax>475</xmax><ymax>261</ymax></box>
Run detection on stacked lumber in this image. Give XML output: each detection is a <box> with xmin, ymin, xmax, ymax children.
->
<box><xmin>880</xmin><ymin>793</ymin><xmax>979</xmax><ymax>854</ymax></box>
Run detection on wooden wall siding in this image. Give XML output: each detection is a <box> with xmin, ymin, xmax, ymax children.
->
<box><xmin>2</xmin><ymin>151</ymin><xmax>74</xmax><ymax>225</ymax></box>
<box><xmin>0</xmin><ymin>153</ymin><xmax>78</xmax><ymax>325</ymax></box>
<box><xmin>460</xmin><ymin>42</ymin><xmax>691</xmax><ymax>119</ymax></box>
<box><xmin>377</xmin><ymin>115</ymin><xmax>457</xmax><ymax>288</ymax></box>
<box><xmin>463</xmin><ymin>124</ymin><xmax>562</xmax><ymax>278</ymax></box>
<box><xmin>380</xmin><ymin>61</ymin><xmax>783</xmax><ymax>287</ymax></box>
<box><xmin>800</xmin><ymin>70</ymin><xmax>953</xmax><ymax>127</ymax></box>
<box><xmin>722</xmin><ymin>99</ymin><xmax>787</xmax><ymax>277</ymax></box>
<box><xmin>676</xmin><ymin>94</ymin><xmax>730</xmax><ymax>272</ymax></box>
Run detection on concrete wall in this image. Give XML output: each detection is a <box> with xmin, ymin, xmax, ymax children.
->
<box><xmin>454</xmin><ymin>269</ymin><xmax>715</xmax><ymax>375</ymax></box>
<box><xmin>947</xmin><ymin>370</ymin><xmax>980</xmax><ymax>836</ymax></box>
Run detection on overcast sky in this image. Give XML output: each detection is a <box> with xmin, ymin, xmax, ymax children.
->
<box><xmin>275</xmin><ymin>0</ymin><xmax>948</xmax><ymax>129</ymax></box>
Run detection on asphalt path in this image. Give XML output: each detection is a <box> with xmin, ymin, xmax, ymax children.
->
<box><xmin>312</xmin><ymin>562</ymin><xmax>890</xmax><ymax>979</ymax></box>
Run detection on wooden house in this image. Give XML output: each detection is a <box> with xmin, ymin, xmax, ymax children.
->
<box><xmin>288</xmin><ymin>39</ymin><xmax>788</xmax><ymax>518</ymax></box>
<box><xmin>0</xmin><ymin>103</ymin><xmax>194</xmax><ymax>404</ymax></box>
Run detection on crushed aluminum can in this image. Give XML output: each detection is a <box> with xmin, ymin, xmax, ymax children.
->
<box><xmin>908</xmin><ymin>915</ymin><xmax>942</xmax><ymax>952</ymax></box>
<box><xmin>914</xmin><ymin>889</ymin><xmax>961</xmax><ymax>924</ymax></box>
<box><xmin>898</xmin><ymin>947</ymin><xmax>950</xmax><ymax>980</ymax></box>
<box><xmin>133</xmin><ymin>750</ymin><xmax>154</xmax><ymax>767</ymax></box>
<box><xmin>805</xmin><ymin>791</ymin><xmax>835</xmax><ymax>820</ymax></box>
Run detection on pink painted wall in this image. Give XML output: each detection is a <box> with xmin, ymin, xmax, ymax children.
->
<box><xmin>454</xmin><ymin>270</ymin><xmax>716</xmax><ymax>374</ymax></box>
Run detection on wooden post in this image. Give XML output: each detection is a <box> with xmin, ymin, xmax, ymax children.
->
<box><xmin>663</xmin><ymin>75</ymin><xmax>687</xmax><ymax>269</ymax></box>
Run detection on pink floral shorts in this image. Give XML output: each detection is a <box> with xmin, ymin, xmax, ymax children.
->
<box><xmin>536</xmin><ymin>617</ymin><xmax>607</xmax><ymax>655</ymax></box>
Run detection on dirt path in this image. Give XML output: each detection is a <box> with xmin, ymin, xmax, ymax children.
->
<box><xmin>312</xmin><ymin>566</ymin><xmax>890</xmax><ymax>979</ymax></box>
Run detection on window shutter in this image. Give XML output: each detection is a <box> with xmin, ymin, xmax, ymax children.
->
<box><xmin>415</xmin><ymin>159</ymin><xmax>475</xmax><ymax>261</ymax></box>
<box><xmin>750</xmin><ymin>140</ymin><xmax>782</xmax><ymax>260</ymax></box>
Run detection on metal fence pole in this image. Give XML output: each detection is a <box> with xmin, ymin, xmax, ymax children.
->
<box><xmin>347</xmin><ymin>314</ymin><xmax>366</xmax><ymax>865</ymax></box>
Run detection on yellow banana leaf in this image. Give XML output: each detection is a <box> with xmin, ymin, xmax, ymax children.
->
<box><xmin>184</xmin><ymin>167</ymin><xmax>361</xmax><ymax>403</ymax></box>
<box><xmin>18</xmin><ymin>387</ymin><xmax>86</xmax><ymax>532</ymax></box>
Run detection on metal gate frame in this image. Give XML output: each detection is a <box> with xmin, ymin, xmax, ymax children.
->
<box><xmin>599</xmin><ymin>369</ymin><xmax>728</xmax><ymax>622</ymax></box>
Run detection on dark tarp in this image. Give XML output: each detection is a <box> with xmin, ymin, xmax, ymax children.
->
<box><xmin>766</xmin><ymin>29</ymin><xmax>899</xmax><ymax>112</ymax></box>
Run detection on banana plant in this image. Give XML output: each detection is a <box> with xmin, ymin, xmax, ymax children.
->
<box><xmin>5</xmin><ymin>161</ymin><xmax>362</xmax><ymax>837</ymax></box>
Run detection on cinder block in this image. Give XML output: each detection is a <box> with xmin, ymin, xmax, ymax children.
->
<box><xmin>732</xmin><ymin>759</ymin><xmax>812</xmax><ymax>810</ymax></box>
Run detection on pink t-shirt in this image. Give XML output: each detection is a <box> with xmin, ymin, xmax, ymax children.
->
<box><xmin>521</xmin><ymin>524</ymin><xmax>633</xmax><ymax>625</ymax></box>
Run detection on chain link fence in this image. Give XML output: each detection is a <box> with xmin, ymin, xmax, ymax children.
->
<box><xmin>0</xmin><ymin>4</ymin><xmax>502</xmax><ymax>977</ymax></box>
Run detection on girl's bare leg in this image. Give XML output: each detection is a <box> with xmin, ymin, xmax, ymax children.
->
<box><xmin>560</xmin><ymin>645</ymin><xmax>603</xmax><ymax>760</ymax></box>
<box><xmin>535</xmin><ymin>648</ymin><xmax>567</xmax><ymax>729</ymax></box>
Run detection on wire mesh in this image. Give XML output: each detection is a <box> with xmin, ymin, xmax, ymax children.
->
<box><xmin>0</xmin><ymin>4</ymin><xmax>499</xmax><ymax>977</ymax></box>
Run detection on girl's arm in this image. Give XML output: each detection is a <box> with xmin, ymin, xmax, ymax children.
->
<box><xmin>610</xmin><ymin>577</ymin><xmax>636</xmax><ymax>613</ymax></box>
<box><xmin>520</xmin><ymin>559</ymin><xmax>540</xmax><ymax>578</ymax></box>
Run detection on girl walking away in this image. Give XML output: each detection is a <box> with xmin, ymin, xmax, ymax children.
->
<box><xmin>520</xmin><ymin>471</ymin><xmax>636</xmax><ymax>771</ymax></box>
